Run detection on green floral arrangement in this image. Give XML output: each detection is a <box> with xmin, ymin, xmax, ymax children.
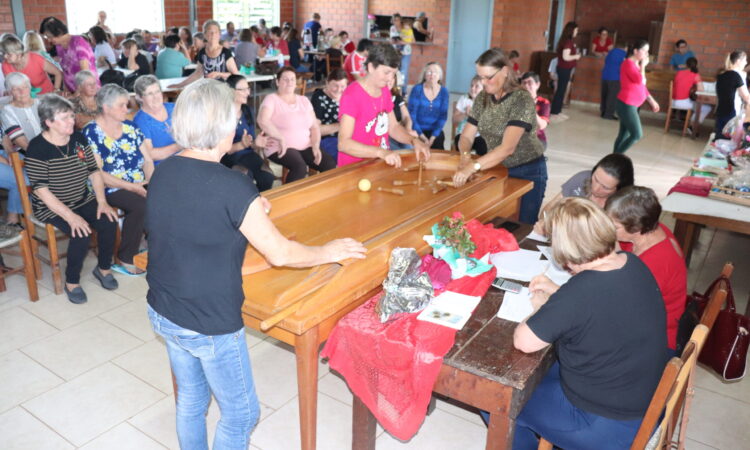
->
<box><xmin>434</xmin><ymin>212</ymin><xmax>476</xmax><ymax>258</ymax></box>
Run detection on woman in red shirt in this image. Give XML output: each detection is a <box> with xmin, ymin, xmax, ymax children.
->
<box><xmin>591</xmin><ymin>27</ymin><xmax>614</xmax><ymax>57</ymax></box>
<box><xmin>606</xmin><ymin>186</ymin><xmax>686</xmax><ymax>355</ymax></box>
<box><xmin>613</xmin><ymin>39</ymin><xmax>659</xmax><ymax>153</ymax></box>
<box><xmin>550</xmin><ymin>22</ymin><xmax>581</xmax><ymax>117</ymax></box>
<box><xmin>672</xmin><ymin>57</ymin><xmax>712</xmax><ymax>128</ymax></box>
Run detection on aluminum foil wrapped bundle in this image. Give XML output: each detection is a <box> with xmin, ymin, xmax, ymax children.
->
<box><xmin>376</xmin><ymin>248</ymin><xmax>434</xmax><ymax>322</ymax></box>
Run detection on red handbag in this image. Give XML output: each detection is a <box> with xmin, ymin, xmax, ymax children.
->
<box><xmin>692</xmin><ymin>277</ymin><xmax>750</xmax><ymax>380</ymax></box>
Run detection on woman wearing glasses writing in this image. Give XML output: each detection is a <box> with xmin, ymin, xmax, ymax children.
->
<box><xmin>453</xmin><ymin>48</ymin><xmax>547</xmax><ymax>224</ymax></box>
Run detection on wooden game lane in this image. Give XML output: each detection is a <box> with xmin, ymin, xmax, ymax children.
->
<box><xmin>241</xmin><ymin>151</ymin><xmax>532</xmax><ymax>450</ymax></box>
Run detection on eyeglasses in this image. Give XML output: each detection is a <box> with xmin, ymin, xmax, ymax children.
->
<box><xmin>477</xmin><ymin>69</ymin><xmax>502</xmax><ymax>82</ymax></box>
<box><xmin>235</xmin><ymin>87</ymin><xmax>250</xmax><ymax>92</ymax></box>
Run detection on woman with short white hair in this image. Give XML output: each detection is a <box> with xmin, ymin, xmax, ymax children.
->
<box><xmin>132</xmin><ymin>75</ymin><xmax>181</xmax><ymax>163</ymax></box>
<box><xmin>70</xmin><ymin>70</ymin><xmax>99</xmax><ymax>130</ymax></box>
<box><xmin>1</xmin><ymin>33</ymin><xmax>62</xmax><ymax>95</ymax></box>
<box><xmin>407</xmin><ymin>62</ymin><xmax>449</xmax><ymax>149</ymax></box>
<box><xmin>145</xmin><ymin>79</ymin><xmax>366</xmax><ymax>448</ymax></box>
<box><xmin>512</xmin><ymin>197</ymin><xmax>668</xmax><ymax>449</ymax></box>
<box><xmin>1</xmin><ymin>72</ymin><xmax>42</xmax><ymax>151</ymax></box>
<box><xmin>83</xmin><ymin>84</ymin><xmax>154</xmax><ymax>275</ymax></box>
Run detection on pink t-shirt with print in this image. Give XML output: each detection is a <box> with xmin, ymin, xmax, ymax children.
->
<box><xmin>338</xmin><ymin>82</ymin><xmax>393</xmax><ymax>167</ymax></box>
<box><xmin>259</xmin><ymin>93</ymin><xmax>315</xmax><ymax>156</ymax></box>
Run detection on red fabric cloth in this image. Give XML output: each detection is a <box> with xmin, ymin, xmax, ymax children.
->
<box><xmin>667</xmin><ymin>176</ymin><xmax>712</xmax><ymax>196</ymax></box>
<box><xmin>618</xmin><ymin>59</ymin><xmax>650</xmax><ymax>106</ymax></box>
<box><xmin>673</xmin><ymin>70</ymin><xmax>702</xmax><ymax>100</ymax></box>
<box><xmin>321</xmin><ymin>267</ymin><xmax>497</xmax><ymax>440</ymax></box>
<box><xmin>465</xmin><ymin>219</ymin><xmax>519</xmax><ymax>258</ymax></box>
<box><xmin>592</xmin><ymin>37</ymin><xmax>613</xmax><ymax>53</ymax></box>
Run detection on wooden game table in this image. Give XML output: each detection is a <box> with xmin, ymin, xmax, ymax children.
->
<box><xmin>135</xmin><ymin>150</ymin><xmax>533</xmax><ymax>449</ymax></box>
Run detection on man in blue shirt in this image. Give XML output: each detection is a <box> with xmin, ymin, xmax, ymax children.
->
<box><xmin>670</xmin><ymin>40</ymin><xmax>695</xmax><ymax>71</ymax></box>
<box><xmin>303</xmin><ymin>13</ymin><xmax>322</xmax><ymax>48</ymax></box>
<box><xmin>601</xmin><ymin>44</ymin><xmax>627</xmax><ymax>119</ymax></box>
<box><xmin>220</xmin><ymin>22</ymin><xmax>237</xmax><ymax>44</ymax></box>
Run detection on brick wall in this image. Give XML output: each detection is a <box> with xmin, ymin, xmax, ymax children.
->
<box><xmin>164</xmin><ymin>0</ymin><xmax>191</xmax><ymax>29</ymax></box>
<box><xmin>295</xmin><ymin>0</ymin><xmax>366</xmax><ymax>41</ymax></box>
<box><xmin>23</xmin><ymin>0</ymin><xmax>67</xmax><ymax>36</ymax></box>
<box><xmin>490</xmin><ymin>0</ymin><xmax>550</xmax><ymax>73</ymax></box>
<box><xmin>280</xmin><ymin>0</ymin><xmax>294</xmax><ymax>24</ymax></box>
<box><xmin>575</xmin><ymin>0</ymin><xmax>667</xmax><ymax>43</ymax></box>
<box><xmin>0</xmin><ymin>0</ymin><xmax>15</xmax><ymax>35</ymax></box>
<box><xmin>657</xmin><ymin>0</ymin><xmax>750</xmax><ymax>75</ymax></box>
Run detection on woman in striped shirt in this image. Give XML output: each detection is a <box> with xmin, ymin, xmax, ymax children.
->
<box><xmin>25</xmin><ymin>95</ymin><xmax>119</xmax><ymax>304</ymax></box>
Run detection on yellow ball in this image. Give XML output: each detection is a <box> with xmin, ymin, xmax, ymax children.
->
<box><xmin>358</xmin><ymin>178</ymin><xmax>372</xmax><ymax>192</ymax></box>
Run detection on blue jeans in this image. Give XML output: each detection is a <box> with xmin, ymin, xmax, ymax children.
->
<box><xmin>513</xmin><ymin>362</ymin><xmax>642</xmax><ymax>450</ymax></box>
<box><xmin>320</xmin><ymin>135</ymin><xmax>339</xmax><ymax>160</ymax></box>
<box><xmin>389</xmin><ymin>136</ymin><xmax>413</xmax><ymax>150</ymax></box>
<box><xmin>0</xmin><ymin>150</ymin><xmax>26</xmax><ymax>214</ymax></box>
<box><xmin>148</xmin><ymin>305</ymin><xmax>260</xmax><ymax>450</ymax></box>
<box><xmin>508</xmin><ymin>157</ymin><xmax>548</xmax><ymax>224</ymax></box>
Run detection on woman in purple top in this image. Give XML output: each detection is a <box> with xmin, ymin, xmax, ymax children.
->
<box><xmin>40</xmin><ymin>17</ymin><xmax>99</xmax><ymax>93</ymax></box>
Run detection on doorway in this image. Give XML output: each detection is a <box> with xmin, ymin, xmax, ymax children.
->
<box><xmin>446</xmin><ymin>0</ymin><xmax>494</xmax><ymax>93</ymax></box>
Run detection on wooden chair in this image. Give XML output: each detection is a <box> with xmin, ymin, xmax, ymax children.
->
<box><xmin>664</xmin><ymin>80</ymin><xmax>693</xmax><ymax>136</ymax></box>
<box><xmin>450</xmin><ymin>100</ymin><xmax>458</xmax><ymax>151</ymax></box>
<box><xmin>10</xmin><ymin>151</ymin><xmax>66</xmax><ymax>294</ymax></box>
<box><xmin>0</xmin><ymin>229</ymin><xmax>39</xmax><ymax>301</ymax></box>
<box><xmin>325</xmin><ymin>52</ymin><xmax>344</xmax><ymax>75</ymax></box>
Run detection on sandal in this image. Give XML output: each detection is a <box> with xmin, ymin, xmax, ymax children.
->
<box><xmin>111</xmin><ymin>263</ymin><xmax>146</xmax><ymax>276</ymax></box>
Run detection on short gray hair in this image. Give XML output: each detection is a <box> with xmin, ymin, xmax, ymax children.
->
<box><xmin>95</xmin><ymin>83</ymin><xmax>129</xmax><ymax>114</ymax></box>
<box><xmin>133</xmin><ymin>74</ymin><xmax>160</xmax><ymax>98</ymax></box>
<box><xmin>5</xmin><ymin>72</ymin><xmax>30</xmax><ymax>92</ymax></box>
<box><xmin>171</xmin><ymin>79</ymin><xmax>236</xmax><ymax>151</ymax></box>
<box><xmin>74</xmin><ymin>70</ymin><xmax>96</xmax><ymax>89</ymax></box>
<box><xmin>38</xmin><ymin>94</ymin><xmax>74</xmax><ymax>131</ymax></box>
<box><xmin>0</xmin><ymin>33</ymin><xmax>24</xmax><ymax>56</ymax></box>
<box><xmin>203</xmin><ymin>20</ymin><xmax>221</xmax><ymax>34</ymax></box>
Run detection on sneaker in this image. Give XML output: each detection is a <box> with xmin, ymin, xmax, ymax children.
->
<box><xmin>92</xmin><ymin>267</ymin><xmax>119</xmax><ymax>290</ymax></box>
<box><xmin>0</xmin><ymin>221</ymin><xmax>19</xmax><ymax>239</ymax></box>
<box><xmin>64</xmin><ymin>285</ymin><xmax>88</xmax><ymax>304</ymax></box>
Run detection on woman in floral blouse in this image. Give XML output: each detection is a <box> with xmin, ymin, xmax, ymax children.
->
<box><xmin>83</xmin><ymin>84</ymin><xmax>153</xmax><ymax>275</ymax></box>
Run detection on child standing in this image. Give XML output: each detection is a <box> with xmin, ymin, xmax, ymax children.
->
<box><xmin>453</xmin><ymin>76</ymin><xmax>487</xmax><ymax>155</ymax></box>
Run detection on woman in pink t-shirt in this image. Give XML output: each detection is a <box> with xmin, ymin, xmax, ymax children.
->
<box><xmin>40</xmin><ymin>17</ymin><xmax>100</xmax><ymax>93</ymax></box>
<box><xmin>613</xmin><ymin>39</ymin><xmax>660</xmax><ymax>154</ymax></box>
<box><xmin>257</xmin><ymin>66</ymin><xmax>335</xmax><ymax>183</ymax></box>
<box><xmin>606</xmin><ymin>186</ymin><xmax>687</xmax><ymax>354</ymax></box>
<box><xmin>337</xmin><ymin>43</ymin><xmax>429</xmax><ymax>168</ymax></box>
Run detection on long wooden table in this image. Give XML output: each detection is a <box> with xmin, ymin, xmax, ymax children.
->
<box><xmin>137</xmin><ymin>151</ymin><xmax>532</xmax><ymax>449</ymax></box>
<box><xmin>351</xmin><ymin>221</ymin><xmax>555</xmax><ymax>449</ymax></box>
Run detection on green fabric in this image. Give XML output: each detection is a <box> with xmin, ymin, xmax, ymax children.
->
<box><xmin>613</xmin><ymin>100</ymin><xmax>642</xmax><ymax>153</ymax></box>
<box><xmin>155</xmin><ymin>48</ymin><xmax>190</xmax><ymax>79</ymax></box>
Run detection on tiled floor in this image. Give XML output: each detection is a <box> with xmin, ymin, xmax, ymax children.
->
<box><xmin>1</xmin><ymin>103</ymin><xmax>749</xmax><ymax>449</ymax></box>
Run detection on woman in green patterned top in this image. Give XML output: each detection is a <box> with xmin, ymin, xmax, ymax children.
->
<box><xmin>453</xmin><ymin>48</ymin><xmax>547</xmax><ymax>224</ymax></box>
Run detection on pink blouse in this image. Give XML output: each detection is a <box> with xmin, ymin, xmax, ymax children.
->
<box><xmin>617</xmin><ymin>59</ymin><xmax>650</xmax><ymax>107</ymax></box>
<box><xmin>259</xmin><ymin>93</ymin><xmax>315</xmax><ymax>156</ymax></box>
<box><xmin>56</xmin><ymin>35</ymin><xmax>99</xmax><ymax>92</ymax></box>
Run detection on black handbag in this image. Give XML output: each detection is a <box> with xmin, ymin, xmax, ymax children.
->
<box><xmin>99</xmin><ymin>61</ymin><xmax>125</xmax><ymax>87</ymax></box>
<box><xmin>122</xmin><ymin>71</ymin><xmax>139</xmax><ymax>92</ymax></box>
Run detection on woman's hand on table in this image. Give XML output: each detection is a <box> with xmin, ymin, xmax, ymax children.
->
<box><xmin>413</xmin><ymin>139</ymin><xmax>431</xmax><ymax>162</ymax></box>
<box><xmin>323</xmin><ymin>238</ymin><xmax>367</xmax><ymax>263</ymax></box>
<box><xmin>377</xmin><ymin>148</ymin><xmax>401</xmax><ymax>168</ymax></box>
<box><xmin>65</xmin><ymin>213</ymin><xmax>92</xmax><ymax>237</ymax></box>
<box><xmin>312</xmin><ymin>146</ymin><xmax>322</xmax><ymax>165</ymax></box>
<box><xmin>205</xmin><ymin>72</ymin><xmax>223</xmax><ymax>80</ymax></box>
<box><xmin>529</xmin><ymin>274</ymin><xmax>560</xmax><ymax>296</ymax></box>
<box><xmin>452</xmin><ymin>164</ymin><xmax>475</xmax><ymax>187</ymax></box>
<box><xmin>97</xmin><ymin>202</ymin><xmax>120</xmax><ymax>222</ymax></box>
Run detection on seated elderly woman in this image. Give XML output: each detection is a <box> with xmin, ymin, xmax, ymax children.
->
<box><xmin>0</xmin><ymin>72</ymin><xmax>42</xmax><ymax>152</ymax></box>
<box><xmin>83</xmin><ymin>84</ymin><xmax>154</xmax><ymax>275</ymax></box>
<box><xmin>145</xmin><ymin>79</ymin><xmax>365</xmax><ymax>447</ymax></box>
<box><xmin>132</xmin><ymin>75</ymin><xmax>181</xmax><ymax>164</ymax></box>
<box><xmin>258</xmin><ymin>66</ymin><xmax>336</xmax><ymax>183</ymax></box>
<box><xmin>70</xmin><ymin>70</ymin><xmax>99</xmax><ymax>130</ymax></box>
<box><xmin>225</xmin><ymin>75</ymin><xmax>274</xmax><ymax>191</ymax></box>
<box><xmin>25</xmin><ymin>95</ymin><xmax>119</xmax><ymax>304</ymax></box>
<box><xmin>407</xmin><ymin>62</ymin><xmax>450</xmax><ymax>149</ymax></box>
<box><xmin>1</xmin><ymin>33</ymin><xmax>63</xmax><ymax>95</ymax></box>
<box><xmin>606</xmin><ymin>186</ymin><xmax>687</xmax><ymax>354</ymax></box>
<box><xmin>533</xmin><ymin>153</ymin><xmax>633</xmax><ymax>234</ymax></box>
<box><xmin>311</xmin><ymin>68</ymin><xmax>348</xmax><ymax>160</ymax></box>
<box><xmin>118</xmin><ymin>38</ymin><xmax>152</xmax><ymax>77</ymax></box>
<box><xmin>513</xmin><ymin>197</ymin><xmax>668</xmax><ymax>449</ymax></box>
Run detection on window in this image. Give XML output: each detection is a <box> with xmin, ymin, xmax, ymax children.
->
<box><xmin>213</xmin><ymin>0</ymin><xmax>279</xmax><ymax>30</ymax></box>
<box><xmin>65</xmin><ymin>0</ymin><xmax>165</xmax><ymax>34</ymax></box>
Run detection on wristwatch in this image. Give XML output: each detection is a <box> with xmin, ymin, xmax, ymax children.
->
<box><xmin>473</xmin><ymin>161</ymin><xmax>482</xmax><ymax>173</ymax></box>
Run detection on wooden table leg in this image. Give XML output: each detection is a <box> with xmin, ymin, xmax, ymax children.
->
<box><xmin>352</xmin><ymin>395</ymin><xmax>377</xmax><ymax>450</ymax></box>
<box><xmin>296</xmin><ymin>326</ymin><xmax>320</xmax><ymax>450</ymax></box>
<box><xmin>673</xmin><ymin>218</ymin><xmax>699</xmax><ymax>266</ymax></box>
<box><xmin>692</xmin><ymin>100</ymin><xmax>702</xmax><ymax>138</ymax></box>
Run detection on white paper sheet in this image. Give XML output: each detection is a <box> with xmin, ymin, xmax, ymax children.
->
<box><xmin>496</xmin><ymin>287</ymin><xmax>534</xmax><ymax>323</ymax></box>
<box><xmin>417</xmin><ymin>291</ymin><xmax>481</xmax><ymax>330</ymax></box>
<box><xmin>525</xmin><ymin>231</ymin><xmax>549</xmax><ymax>243</ymax></box>
<box><xmin>536</xmin><ymin>245</ymin><xmax>572</xmax><ymax>286</ymax></box>
<box><xmin>490</xmin><ymin>249</ymin><xmax>547</xmax><ymax>282</ymax></box>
